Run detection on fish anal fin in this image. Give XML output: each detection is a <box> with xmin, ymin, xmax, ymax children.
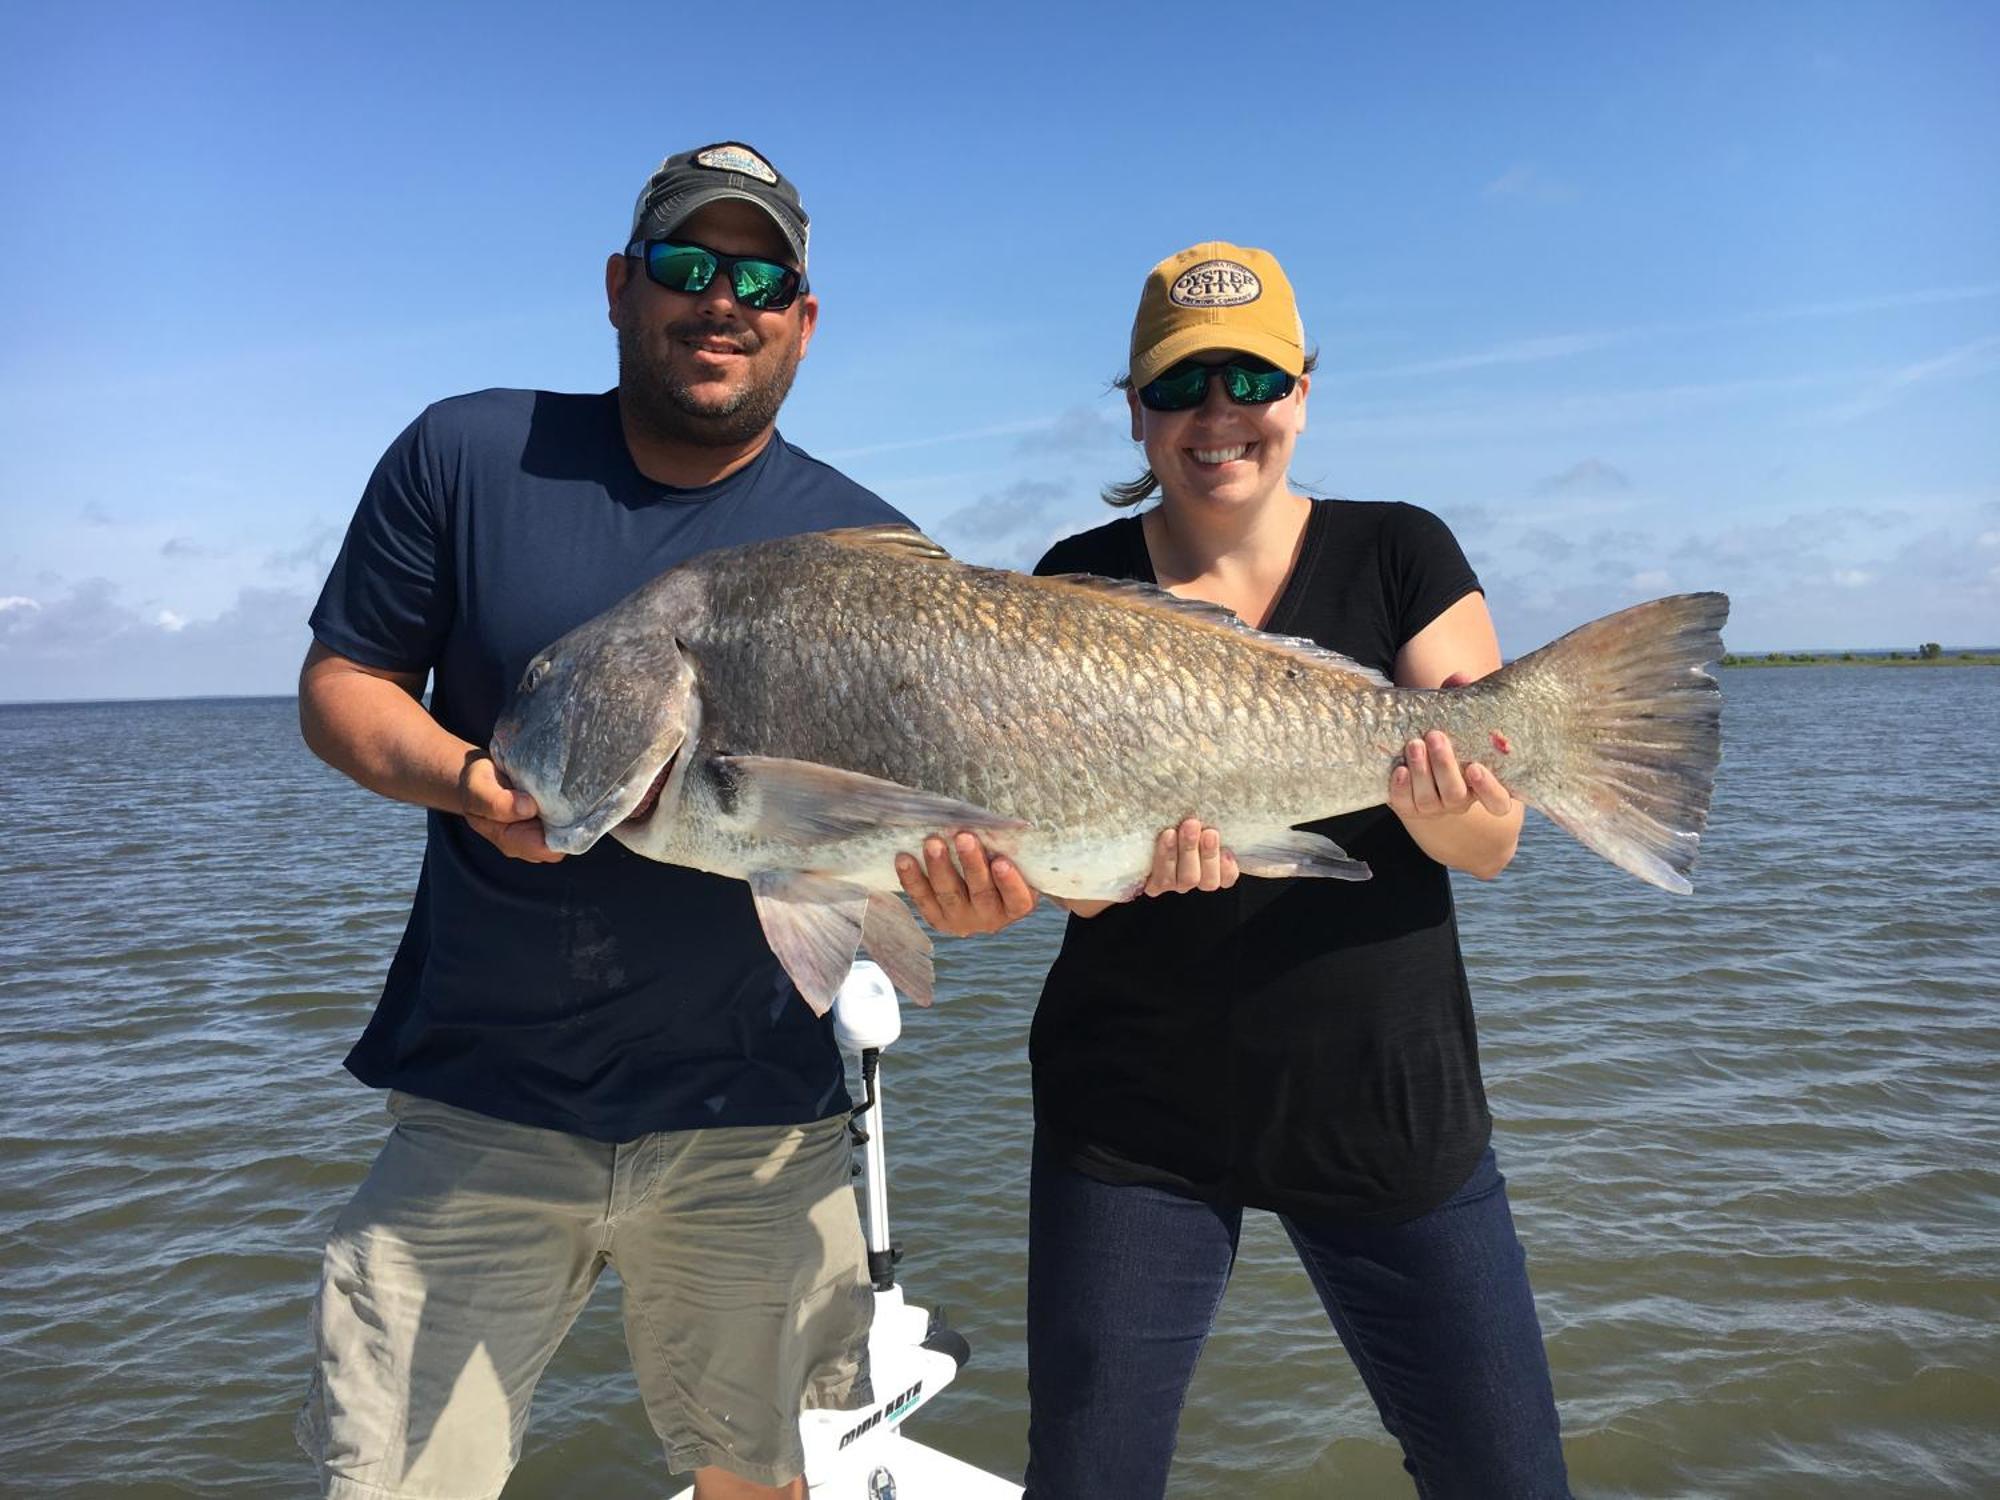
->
<box><xmin>717</xmin><ymin>755</ymin><xmax>1031</xmax><ymax>843</ymax></box>
<box><xmin>1233</xmin><ymin>829</ymin><xmax>1373</xmax><ymax>882</ymax></box>
<box><xmin>862</xmin><ymin>892</ymin><xmax>936</xmax><ymax>1008</ymax></box>
<box><xmin>749</xmin><ymin>872</ymin><xmax>869</xmax><ymax>1016</ymax></box>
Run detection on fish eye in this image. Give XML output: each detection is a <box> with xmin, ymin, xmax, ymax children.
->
<box><xmin>523</xmin><ymin>658</ymin><xmax>551</xmax><ymax>692</ymax></box>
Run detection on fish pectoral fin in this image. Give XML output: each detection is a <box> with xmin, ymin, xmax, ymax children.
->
<box><xmin>863</xmin><ymin>892</ymin><xmax>936</xmax><ymax>1008</ymax></box>
<box><xmin>717</xmin><ymin>755</ymin><xmax>1031</xmax><ymax>841</ymax></box>
<box><xmin>1232</xmin><ymin>830</ymin><xmax>1373</xmax><ymax>881</ymax></box>
<box><xmin>749</xmin><ymin>872</ymin><xmax>870</xmax><ymax>1016</ymax></box>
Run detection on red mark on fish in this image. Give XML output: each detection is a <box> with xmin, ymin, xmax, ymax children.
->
<box><xmin>1490</xmin><ymin>731</ymin><xmax>1512</xmax><ymax>756</ymax></box>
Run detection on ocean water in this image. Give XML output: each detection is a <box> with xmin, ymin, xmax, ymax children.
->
<box><xmin>2</xmin><ymin>666</ymin><xmax>1996</xmax><ymax>1497</ymax></box>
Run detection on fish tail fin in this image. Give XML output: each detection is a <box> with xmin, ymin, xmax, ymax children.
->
<box><xmin>1493</xmin><ymin>592</ymin><xmax>1729</xmax><ymax>893</ymax></box>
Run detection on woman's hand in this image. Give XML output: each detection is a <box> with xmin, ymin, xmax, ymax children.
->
<box><xmin>1387</xmin><ymin>723</ymin><xmax>1515</xmax><ymax>822</ymax></box>
<box><xmin>1142</xmin><ymin>817</ymin><xmax>1240</xmax><ymax>897</ymax></box>
<box><xmin>896</xmin><ymin>832</ymin><xmax>1040</xmax><ymax>936</ymax></box>
<box><xmin>1061</xmin><ymin>817</ymin><xmax>1240</xmax><ymax>919</ymax></box>
<box><xmin>1382</xmin><ymin>656</ymin><xmax>1525</xmax><ymax>880</ymax></box>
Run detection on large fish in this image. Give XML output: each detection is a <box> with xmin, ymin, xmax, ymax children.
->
<box><xmin>490</xmin><ymin>526</ymin><xmax>1727</xmax><ymax>1012</ymax></box>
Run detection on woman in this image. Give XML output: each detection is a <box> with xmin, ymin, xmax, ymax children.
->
<box><xmin>901</xmin><ymin>242</ymin><xmax>1571</xmax><ymax>1498</ymax></box>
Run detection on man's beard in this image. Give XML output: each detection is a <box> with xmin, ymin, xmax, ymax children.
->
<box><xmin>617</xmin><ymin>312</ymin><xmax>802</xmax><ymax>450</ymax></box>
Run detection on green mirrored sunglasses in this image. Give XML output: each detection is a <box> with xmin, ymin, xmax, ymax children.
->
<box><xmin>1138</xmin><ymin>356</ymin><xmax>1296</xmax><ymax>412</ymax></box>
<box><xmin>625</xmin><ymin>239</ymin><xmax>807</xmax><ymax>311</ymax></box>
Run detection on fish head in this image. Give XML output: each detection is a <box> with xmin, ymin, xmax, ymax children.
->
<box><xmin>489</xmin><ymin>573</ymin><xmax>704</xmax><ymax>855</ymax></box>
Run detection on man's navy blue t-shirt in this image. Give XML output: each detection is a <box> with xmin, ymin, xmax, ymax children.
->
<box><xmin>310</xmin><ymin>388</ymin><xmax>907</xmax><ymax>1141</ymax></box>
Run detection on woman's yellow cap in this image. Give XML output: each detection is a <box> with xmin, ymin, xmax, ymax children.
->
<box><xmin>1129</xmin><ymin>242</ymin><xmax>1305</xmax><ymax>387</ymax></box>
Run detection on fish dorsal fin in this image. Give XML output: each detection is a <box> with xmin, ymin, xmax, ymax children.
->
<box><xmin>1039</xmin><ymin>572</ymin><xmax>1394</xmax><ymax>687</ymax></box>
<box><xmin>819</xmin><ymin>525</ymin><xmax>955</xmax><ymax>562</ymax></box>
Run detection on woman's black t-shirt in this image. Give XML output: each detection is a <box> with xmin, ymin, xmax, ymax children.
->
<box><xmin>1030</xmin><ymin>497</ymin><xmax>1492</xmax><ymax>1225</ymax></box>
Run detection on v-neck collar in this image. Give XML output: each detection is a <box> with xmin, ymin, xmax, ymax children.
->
<box><xmin>1129</xmin><ymin>498</ymin><xmax>1327</xmax><ymax>633</ymax></box>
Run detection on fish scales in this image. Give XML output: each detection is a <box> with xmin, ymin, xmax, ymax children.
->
<box><xmin>692</xmin><ymin>536</ymin><xmax>1391</xmax><ymax>841</ymax></box>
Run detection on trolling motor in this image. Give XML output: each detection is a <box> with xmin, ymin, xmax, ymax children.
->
<box><xmin>833</xmin><ymin>961</ymin><xmax>912</xmax><ymax>1293</ymax></box>
<box><xmin>674</xmin><ymin>963</ymin><xmax>1018</xmax><ymax>1498</ymax></box>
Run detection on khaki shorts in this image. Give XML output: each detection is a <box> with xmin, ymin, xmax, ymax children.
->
<box><xmin>295</xmin><ymin>1092</ymin><xmax>872</xmax><ymax>1497</ymax></box>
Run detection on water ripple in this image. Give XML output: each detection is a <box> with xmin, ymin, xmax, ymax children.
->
<box><xmin>3</xmin><ymin>670</ymin><xmax>1997</xmax><ymax>1495</ymax></box>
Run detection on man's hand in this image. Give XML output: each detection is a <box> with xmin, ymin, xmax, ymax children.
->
<box><xmin>461</xmin><ymin>752</ymin><xmax>566</xmax><ymax>864</ymax></box>
<box><xmin>895</xmin><ymin>831</ymin><xmax>1039</xmax><ymax>936</ymax></box>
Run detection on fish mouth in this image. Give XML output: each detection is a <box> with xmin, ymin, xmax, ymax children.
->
<box><xmin>620</xmin><ymin>753</ymin><xmax>677</xmax><ymax>828</ymax></box>
<box><xmin>540</xmin><ymin>660</ymin><xmax>701</xmax><ymax>856</ymax></box>
<box><xmin>541</xmin><ymin>750</ymin><xmax>676</xmax><ymax>854</ymax></box>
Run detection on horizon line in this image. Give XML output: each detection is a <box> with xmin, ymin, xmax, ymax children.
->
<box><xmin>7</xmin><ymin>645</ymin><xmax>2000</xmax><ymax>709</ymax></box>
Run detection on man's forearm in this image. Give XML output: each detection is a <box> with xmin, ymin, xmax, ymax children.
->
<box><xmin>299</xmin><ymin>654</ymin><xmax>481</xmax><ymax>815</ymax></box>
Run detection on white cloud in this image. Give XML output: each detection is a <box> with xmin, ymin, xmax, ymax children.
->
<box><xmin>0</xmin><ymin>596</ymin><xmax>39</xmax><ymax>613</ymax></box>
<box><xmin>933</xmin><ymin>477</ymin><xmax>1103</xmax><ymax>571</ymax></box>
<box><xmin>1347</xmin><ymin>283</ymin><xmax>2000</xmax><ymax>390</ymax></box>
<box><xmin>1766</xmin><ymin>283</ymin><xmax>2000</xmax><ymax>322</ymax></box>
<box><xmin>266</xmin><ymin>520</ymin><xmax>348</xmax><ymax>578</ymax></box>
<box><xmin>821</xmin><ymin>416</ymin><xmax>1057</xmax><ymax>461</ymax></box>
<box><xmin>1468</xmin><ymin>492</ymin><xmax>1999</xmax><ymax>653</ymax></box>
<box><xmin>1517</xmin><ymin>528</ymin><xmax>1576</xmax><ymax>563</ymax></box>
<box><xmin>1533</xmin><ymin>459</ymin><xmax>1632</xmax><ymax>498</ymax></box>
<box><xmin>0</xmin><ymin>579</ymin><xmax>313</xmax><ymax>702</ymax></box>
<box><xmin>1021</xmin><ymin>405</ymin><xmax>1125</xmax><ymax>457</ymax></box>
<box><xmin>1363</xmin><ymin>333</ymin><xmax>1617</xmax><ymax>379</ymax></box>
<box><xmin>1316</xmin><ymin>369</ymin><xmax>1845</xmax><ymax>448</ymax></box>
<box><xmin>1481</xmin><ymin>164</ymin><xmax>1579</xmax><ymax>204</ymax></box>
<box><xmin>1818</xmin><ymin>333</ymin><xmax>2000</xmax><ymax>424</ymax></box>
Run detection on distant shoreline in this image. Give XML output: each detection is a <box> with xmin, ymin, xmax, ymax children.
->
<box><xmin>1720</xmin><ymin>653</ymin><xmax>2000</xmax><ymax>668</ymax></box>
<box><xmin>6</xmin><ymin>654</ymin><xmax>2000</xmax><ymax>706</ymax></box>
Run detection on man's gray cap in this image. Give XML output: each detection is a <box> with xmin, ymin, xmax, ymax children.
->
<box><xmin>627</xmin><ymin>142</ymin><xmax>810</xmax><ymax>269</ymax></box>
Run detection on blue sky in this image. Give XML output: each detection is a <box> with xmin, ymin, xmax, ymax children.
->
<box><xmin>1</xmin><ymin>1</ymin><xmax>1995</xmax><ymax>700</ymax></box>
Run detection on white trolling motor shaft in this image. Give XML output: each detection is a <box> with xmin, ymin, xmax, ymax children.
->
<box><xmin>833</xmin><ymin>960</ymin><xmax>902</xmax><ymax>1288</ymax></box>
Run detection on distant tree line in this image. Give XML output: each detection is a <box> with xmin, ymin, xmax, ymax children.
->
<box><xmin>1716</xmin><ymin>641</ymin><xmax>1983</xmax><ymax>667</ymax></box>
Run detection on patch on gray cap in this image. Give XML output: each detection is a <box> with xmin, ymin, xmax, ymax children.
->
<box><xmin>695</xmin><ymin>144</ymin><xmax>778</xmax><ymax>183</ymax></box>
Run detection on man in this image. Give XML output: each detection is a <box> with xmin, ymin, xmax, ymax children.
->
<box><xmin>295</xmin><ymin>140</ymin><xmax>1030</xmax><ymax>1500</ymax></box>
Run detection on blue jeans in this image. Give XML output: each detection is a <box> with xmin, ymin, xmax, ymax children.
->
<box><xmin>1024</xmin><ymin>1137</ymin><xmax>1570</xmax><ymax>1499</ymax></box>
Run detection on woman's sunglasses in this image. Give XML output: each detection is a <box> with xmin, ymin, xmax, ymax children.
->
<box><xmin>625</xmin><ymin>239</ymin><xmax>808</xmax><ymax>311</ymax></box>
<box><xmin>1138</xmin><ymin>356</ymin><xmax>1297</xmax><ymax>412</ymax></box>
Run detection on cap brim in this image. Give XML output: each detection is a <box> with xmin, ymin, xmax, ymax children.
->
<box><xmin>635</xmin><ymin>186</ymin><xmax>809</xmax><ymax>268</ymax></box>
<box><xmin>1132</xmin><ymin>322</ymin><xmax>1304</xmax><ymax>387</ymax></box>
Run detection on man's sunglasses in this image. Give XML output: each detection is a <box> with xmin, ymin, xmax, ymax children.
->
<box><xmin>1137</xmin><ymin>356</ymin><xmax>1297</xmax><ymax>412</ymax></box>
<box><xmin>625</xmin><ymin>239</ymin><xmax>808</xmax><ymax>311</ymax></box>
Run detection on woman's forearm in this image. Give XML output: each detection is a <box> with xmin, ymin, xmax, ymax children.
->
<box><xmin>1398</xmin><ymin>802</ymin><xmax>1522</xmax><ymax>880</ymax></box>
